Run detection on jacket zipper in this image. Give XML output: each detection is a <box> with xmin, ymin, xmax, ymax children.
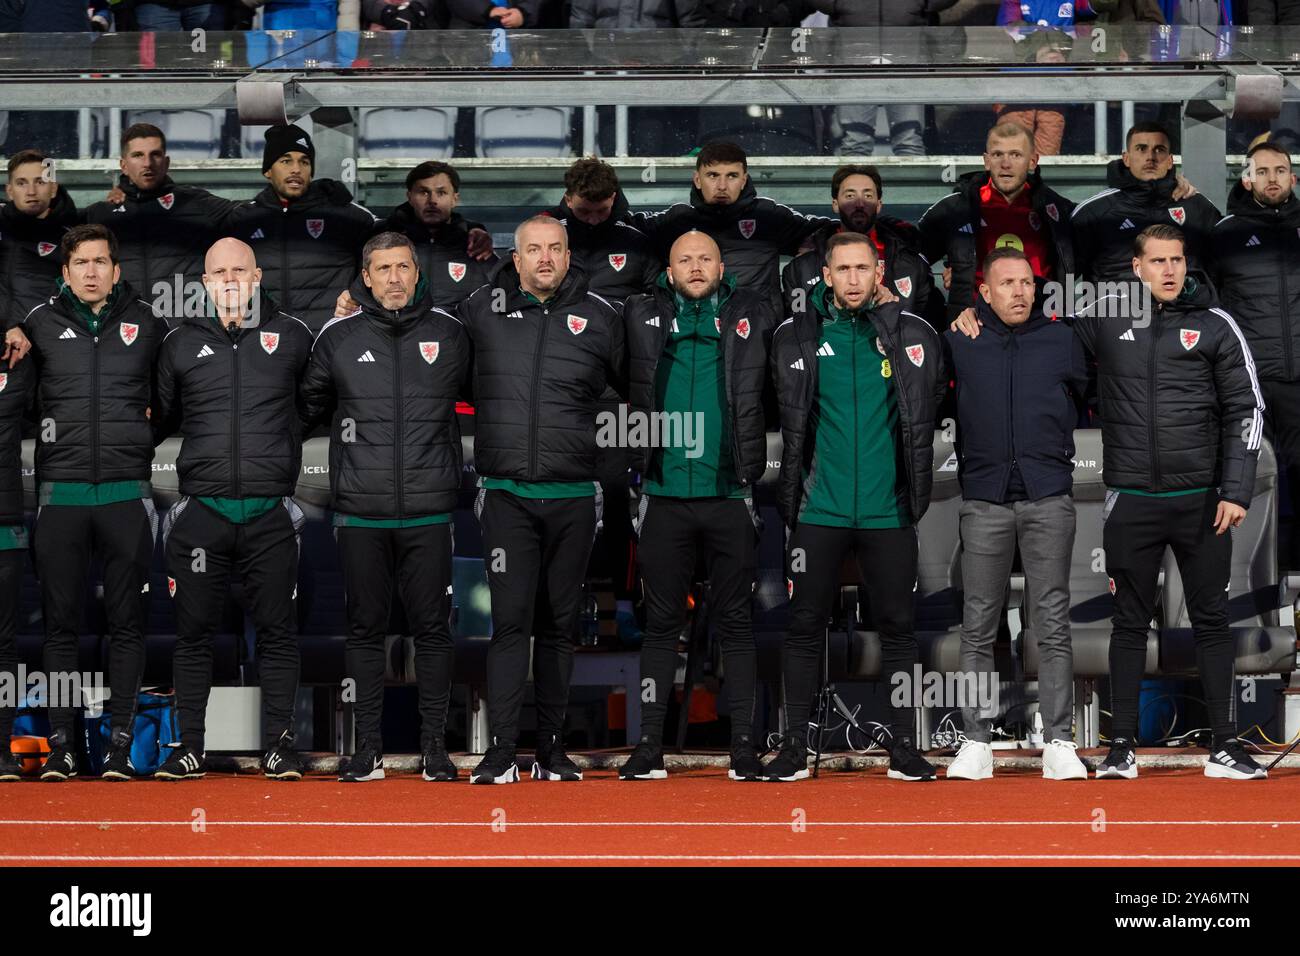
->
<box><xmin>1006</xmin><ymin>333</ymin><xmax>1017</xmax><ymax>500</ymax></box>
<box><xmin>394</xmin><ymin>314</ymin><xmax>406</xmax><ymax>518</ymax></box>
<box><xmin>280</xmin><ymin>207</ymin><xmax>290</xmax><ymax>315</ymax></box>
<box><xmin>1281</xmin><ymin>238</ymin><xmax>1294</xmax><ymax>380</ymax></box>
<box><xmin>528</xmin><ymin>303</ymin><xmax>549</xmax><ymax>480</ymax></box>
<box><xmin>851</xmin><ymin>320</ymin><xmax>859</xmax><ymax>525</ymax></box>
<box><xmin>91</xmin><ymin>327</ymin><xmax>100</xmax><ymax>483</ymax></box>
<box><xmin>1148</xmin><ymin>317</ymin><xmax>1160</xmax><ymax>490</ymax></box>
<box><xmin>230</xmin><ymin>329</ymin><xmax>241</xmax><ymax>498</ymax></box>
<box><xmin>687</xmin><ymin>306</ymin><xmax>700</xmax><ymax>495</ymax></box>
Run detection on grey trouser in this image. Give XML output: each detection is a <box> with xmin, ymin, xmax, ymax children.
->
<box><xmin>834</xmin><ymin>104</ymin><xmax>925</xmax><ymax>156</ymax></box>
<box><xmin>958</xmin><ymin>495</ymin><xmax>1075</xmax><ymax>743</ymax></box>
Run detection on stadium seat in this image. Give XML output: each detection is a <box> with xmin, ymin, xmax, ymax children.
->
<box><xmin>125</xmin><ymin>110</ymin><xmax>225</xmax><ymax>161</ymax></box>
<box><xmin>474</xmin><ymin>107</ymin><xmax>574</xmax><ymax>158</ymax></box>
<box><xmin>358</xmin><ymin>107</ymin><xmax>456</xmax><ymax>160</ymax></box>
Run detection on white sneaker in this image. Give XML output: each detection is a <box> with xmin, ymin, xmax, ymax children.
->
<box><xmin>1042</xmin><ymin>739</ymin><xmax>1089</xmax><ymax>780</ymax></box>
<box><xmin>945</xmin><ymin>738</ymin><xmax>993</xmax><ymax>780</ymax></box>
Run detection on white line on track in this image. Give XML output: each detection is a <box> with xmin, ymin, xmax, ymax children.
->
<box><xmin>5</xmin><ymin>854</ymin><xmax>1300</xmax><ymax>862</ymax></box>
<box><xmin>3</xmin><ymin>819</ymin><xmax>1300</xmax><ymax>828</ymax></box>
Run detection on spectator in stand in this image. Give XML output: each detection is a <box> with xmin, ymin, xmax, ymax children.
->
<box><xmin>993</xmin><ymin>27</ymin><xmax>1073</xmax><ymax>156</ymax></box>
<box><xmin>814</xmin><ymin>1</ymin><xmax>959</xmax><ymax>157</ymax></box>
<box><xmin>132</xmin><ymin>1</ymin><xmax>231</xmax><ymax>30</ymax></box>
<box><xmin>569</xmin><ymin>0</ymin><xmax>705</xmax><ymax>25</ymax></box>
<box><xmin>361</xmin><ymin>0</ymin><xmax>442</xmax><ymax>26</ymax></box>
<box><xmin>446</xmin><ymin>0</ymin><xmax>541</xmax><ymax>27</ymax></box>
<box><xmin>239</xmin><ymin>0</ymin><xmax>364</xmax><ymax>28</ymax></box>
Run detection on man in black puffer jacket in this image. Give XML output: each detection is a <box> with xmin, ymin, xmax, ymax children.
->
<box><xmin>85</xmin><ymin>123</ymin><xmax>237</xmax><ymax>309</ymax></box>
<box><xmin>226</xmin><ymin>125</ymin><xmax>378</xmax><ymax>332</ymax></box>
<box><xmin>617</xmin><ymin>231</ymin><xmax>775</xmax><ymax>782</ymax></box>
<box><xmin>958</xmin><ymin>224</ymin><xmax>1266</xmax><ymax>780</ymax></box>
<box><xmin>24</xmin><ymin>225</ymin><xmax>169</xmax><ymax>783</ymax></box>
<box><xmin>0</xmin><ymin>348</ymin><xmax>33</xmax><ymax>783</ymax></box>
<box><xmin>545</xmin><ymin>158</ymin><xmax>660</xmax><ymax>305</ymax></box>
<box><xmin>374</xmin><ymin>161</ymin><xmax>497</xmax><ymax>311</ymax></box>
<box><xmin>301</xmin><ymin>232</ymin><xmax>471</xmax><ymax>785</ymax></box>
<box><xmin>1071</xmin><ymin>121</ymin><xmax>1219</xmax><ymax>282</ymax></box>
<box><xmin>1209</xmin><ymin>141</ymin><xmax>1300</xmax><ymax>567</ymax></box>
<box><xmin>152</xmin><ymin>238</ymin><xmax>314</xmax><ymax>784</ymax></box>
<box><xmin>784</xmin><ymin>164</ymin><xmax>942</xmax><ymax>327</ymax></box>
<box><xmin>1</xmin><ymin>150</ymin><xmax>80</xmax><ymax>327</ymax></box>
<box><xmin>457</xmin><ymin>215</ymin><xmax>624</xmax><ymax>785</ymax></box>
<box><xmin>766</xmin><ymin>231</ymin><xmax>945</xmax><ymax>784</ymax></box>
<box><xmin>632</xmin><ymin>142</ymin><xmax>833</xmax><ymax>317</ymax></box>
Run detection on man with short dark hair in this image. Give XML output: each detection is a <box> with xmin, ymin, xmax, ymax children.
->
<box><xmin>24</xmin><ymin>224</ymin><xmax>169</xmax><ymax>782</ymax></box>
<box><xmin>632</xmin><ymin>141</ymin><xmax>833</xmax><ymax>314</ymax></box>
<box><xmin>1071</xmin><ymin>122</ymin><xmax>1219</xmax><ymax>282</ymax></box>
<box><xmin>546</xmin><ymin>157</ymin><xmax>659</xmax><ymax>304</ymax></box>
<box><xmin>227</xmin><ymin>125</ymin><xmax>378</xmax><ymax>331</ymax></box>
<box><xmin>785</xmin><ymin>164</ymin><xmax>941</xmax><ymax>326</ymax></box>
<box><xmin>457</xmin><ymin>215</ymin><xmax>625</xmax><ymax>785</ymax></box>
<box><xmin>301</xmin><ymin>231</ymin><xmax>471</xmax><ymax>783</ymax></box>
<box><xmin>373</xmin><ymin>160</ymin><xmax>497</xmax><ymax>310</ymax></box>
<box><xmin>1210</xmin><ymin>140</ymin><xmax>1300</xmax><ymax>568</ymax></box>
<box><xmin>1</xmin><ymin>149</ymin><xmax>79</xmax><ymax>325</ymax></box>
<box><xmin>767</xmin><ymin>231</ymin><xmax>945</xmax><ymax>783</ymax></box>
<box><xmin>918</xmin><ymin>121</ymin><xmax>1076</xmax><ymax>321</ymax></box>
<box><xmin>85</xmin><ymin>123</ymin><xmax>237</xmax><ymax>306</ymax></box>
<box><xmin>151</xmin><ymin>238</ymin><xmax>314</xmax><ymax>782</ymax></box>
<box><xmin>942</xmin><ymin>246</ymin><xmax>1090</xmax><ymax>782</ymax></box>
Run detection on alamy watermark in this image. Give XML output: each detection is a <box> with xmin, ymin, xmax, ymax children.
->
<box><xmin>595</xmin><ymin>405</ymin><xmax>706</xmax><ymax>459</ymax></box>
<box><xmin>0</xmin><ymin>665</ymin><xmax>108</xmax><ymax>716</ymax></box>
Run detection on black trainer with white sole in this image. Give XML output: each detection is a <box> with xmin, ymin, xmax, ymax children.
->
<box><xmin>155</xmin><ymin>746</ymin><xmax>207</xmax><ymax>781</ymax></box>
<box><xmin>421</xmin><ymin>740</ymin><xmax>458</xmax><ymax>782</ymax></box>
<box><xmin>262</xmin><ymin>735</ymin><xmax>304</xmax><ymax>781</ymax></box>
<box><xmin>470</xmin><ymin>740</ymin><xmax>519</xmax><ymax>784</ymax></box>
<box><xmin>339</xmin><ymin>740</ymin><xmax>385</xmax><ymax>783</ymax></box>
<box><xmin>1205</xmin><ymin>739</ymin><xmax>1268</xmax><ymax>780</ymax></box>
<box><xmin>728</xmin><ymin>735</ymin><xmax>765</xmax><ymax>781</ymax></box>
<box><xmin>763</xmin><ymin>738</ymin><xmax>811</xmax><ymax>782</ymax></box>
<box><xmin>40</xmin><ymin>744</ymin><xmax>78</xmax><ymax>782</ymax></box>
<box><xmin>0</xmin><ymin>749</ymin><xmax>21</xmax><ymax>782</ymax></box>
<box><xmin>618</xmin><ymin>739</ymin><xmax>667</xmax><ymax>780</ymax></box>
<box><xmin>101</xmin><ymin>731</ymin><xmax>136</xmax><ymax>781</ymax></box>
<box><xmin>532</xmin><ymin>734</ymin><xmax>583</xmax><ymax>781</ymax></box>
<box><xmin>887</xmin><ymin>738</ymin><xmax>937</xmax><ymax>781</ymax></box>
<box><xmin>1096</xmin><ymin>738</ymin><xmax>1138</xmax><ymax>779</ymax></box>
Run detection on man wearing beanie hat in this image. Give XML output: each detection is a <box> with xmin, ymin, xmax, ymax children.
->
<box><xmin>227</xmin><ymin>124</ymin><xmax>378</xmax><ymax>331</ymax></box>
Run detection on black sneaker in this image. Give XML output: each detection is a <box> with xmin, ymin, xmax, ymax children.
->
<box><xmin>154</xmin><ymin>745</ymin><xmax>206</xmax><ymax>781</ymax></box>
<box><xmin>618</xmin><ymin>738</ymin><xmax>667</xmax><ymax>780</ymax></box>
<box><xmin>421</xmin><ymin>739</ymin><xmax>458</xmax><ymax>782</ymax></box>
<box><xmin>1205</xmin><ymin>739</ymin><xmax>1268</xmax><ymax>780</ymax></box>
<box><xmin>764</xmin><ymin>737</ymin><xmax>810</xmax><ymax>782</ymax></box>
<box><xmin>263</xmin><ymin>732</ymin><xmax>304</xmax><ymax>781</ymax></box>
<box><xmin>0</xmin><ymin>749</ymin><xmax>20</xmax><ymax>782</ymax></box>
<box><xmin>40</xmin><ymin>744</ymin><xmax>78</xmax><ymax>782</ymax></box>
<box><xmin>887</xmin><ymin>737</ymin><xmax>937</xmax><ymax>781</ymax></box>
<box><xmin>470</xmin><ymin>739</ymin><xmax>519</xmax><ymax>785</ymax></box>
<box><xmin>339</xmin><ymin>739</ymin><xmax>384</xmax><ymax>783</ymax></box>
<box><xmin>728</xmin><ymin>735</ymin><xmax>765</xmax><ymax>781</ymax></box>
<box><xmin>1096</xmin><ymin>737</ymin><xmax>1138</xmax><ymax>779</ymax></box>
<box><xmin>101</xmin><ymin>731</ymin><xmax>135</xmax><ymax>781</ymax></box>
<box><xmin>532</xmin><ymin>733</ymin><xmax>583</xmax><ymax>781</ymax></box>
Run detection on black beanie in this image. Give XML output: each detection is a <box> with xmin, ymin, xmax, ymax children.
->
<box><xmin>262</xmin><ymin>124</ymin><xmax>315</xmax><ymax>174</ymax></box>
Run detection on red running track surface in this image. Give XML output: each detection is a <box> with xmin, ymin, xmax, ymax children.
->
<box><xmin>3</xmin><ymin>766</ymin><xmax>1299</xmax><ymax>867</ymax></box>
